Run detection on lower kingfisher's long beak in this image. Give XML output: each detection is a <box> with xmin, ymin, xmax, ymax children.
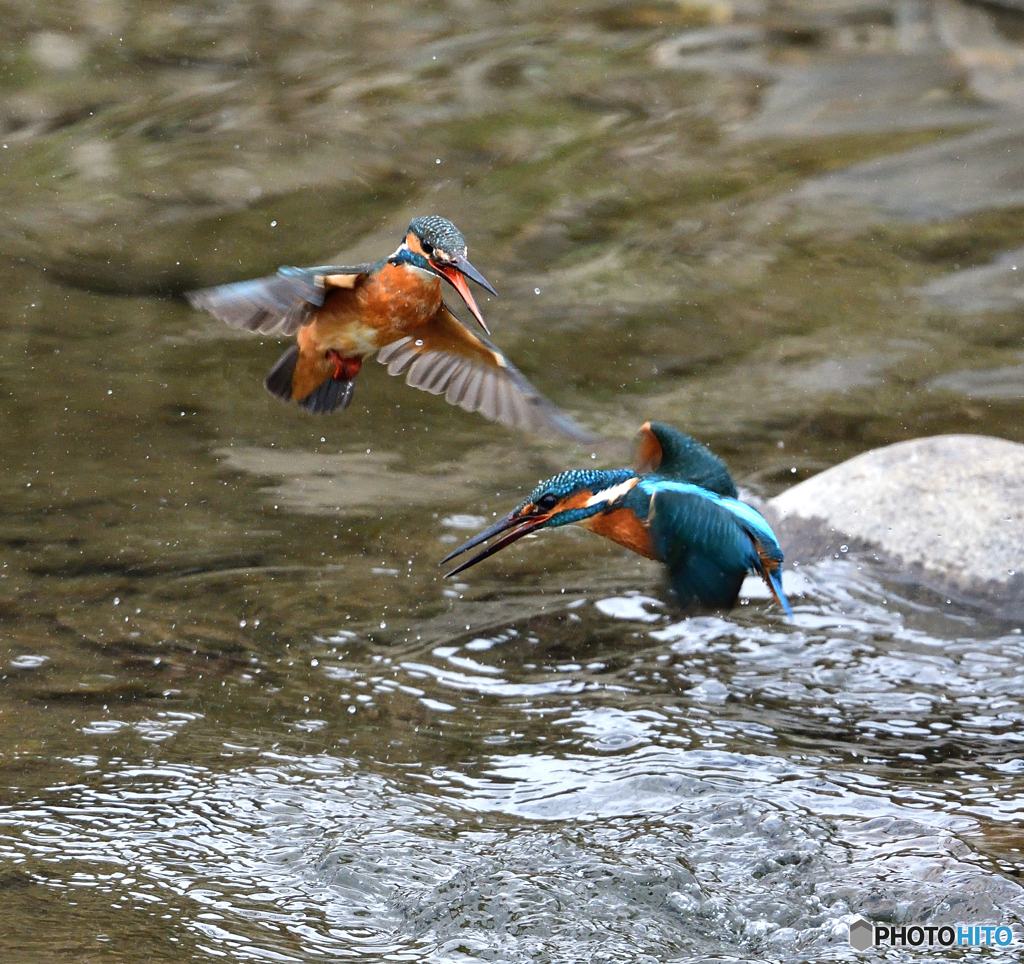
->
<box><xmin>433</xmin><ymin>256</ymin><xmax>497</xmax><ymax>335</ymax></box>
<box><xmin>440</xmin><ymin>510</ymin><xmax>549</xmax><ymax>577</ymax></box>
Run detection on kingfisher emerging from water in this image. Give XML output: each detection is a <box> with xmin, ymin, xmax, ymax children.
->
<box><xmin>186</xmin><ymin>215</ymin><xmax>595</xmax><ymax>441</ymax></box>
<box><xmin>442</xmin><ymin>421</ymin><xmax>792</xmax><ymax>615</ymax></box>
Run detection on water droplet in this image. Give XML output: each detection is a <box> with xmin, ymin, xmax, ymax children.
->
<box><xmin>239</xmin><ymin>619</ymin><xmax>246</xmax><ymax>628</ymax></box>
<box><xmin>310</xmin><ymin>659</ymin><xmax>318</xmax><ymax>667</ymax></box>
<box><xmin>435</xmin><ymin>158</ymin><xmax>441</xmax><ymax>164</ymax></box>
<box><xmin>380</xmin><ymin>621</ymin><xmax>386</xmax><ymax>629</ymax></box>
<box><xmin>534</xmin><ymin>287</ymin><xmax>541</xmax><ymax>294</ymax></box>
<box><xmin>840</xmin><ymin>545</ymin><xmax>849</xmax><ymax>553</ymax></box>
<box><xmin>270</xmin><ymin>220</ymin><xmax>277</xmax><ymax>227</ymax></box>
<box><xmin>791</xmin><ymin>467</ymin><xmax>797</xmax><ymax>473</ymax></box>
<box><xmin>415</xmin><ymin>339</ymin><xmax>423</xmax><ymax>346</ymax></box>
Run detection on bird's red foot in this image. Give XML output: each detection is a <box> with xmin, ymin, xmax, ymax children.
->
<box><xmin>326</xmin><ymin>350</ymin><xmax>362</xmax><ymax>382</ymax></box>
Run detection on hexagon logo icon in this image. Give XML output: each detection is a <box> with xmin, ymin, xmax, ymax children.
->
<box><xmin>848</xmin><ymin>917</ymin><xmax>873</xmax><ymax>951</ymax></box>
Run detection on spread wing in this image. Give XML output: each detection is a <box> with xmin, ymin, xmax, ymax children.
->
<box><xmin>376</xmin><ymin>303</ymin><xmax>599</xmax><ymax>442</ymax></box>
<box><xmin>185</xmin><ymin>263</ymin><xmax>374</xmax><ymax>336</ymax></box>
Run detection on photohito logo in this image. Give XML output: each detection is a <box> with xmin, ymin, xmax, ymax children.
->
<box><xmin>848</xmin><ymin>917</ymin><xmax>1016</xmax><ymax>950</ymax></box>
<box><xmin>848</xmin><ymin>917</ymin><xmax>873</xmax><ymax>951</ymax></box>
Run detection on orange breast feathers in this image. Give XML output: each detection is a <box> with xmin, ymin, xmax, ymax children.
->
<box><xmin>297</xmin><ymin>263</ymin><xmax>443</xmax><ymax>358</ymax></box>
<box><xmin>356</xmin><ymin>262</ymin><xmax>442</xmax><ymax>339</ymax></box>
<box><xmin>581</xmin><ymin>508</ymin><xmax>657</xmax><ymax>559</ymax></box>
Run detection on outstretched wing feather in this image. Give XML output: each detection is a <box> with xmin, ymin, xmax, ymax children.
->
<box><xmin>375</xmin><ymin>304</ymin><xmax>599</xmax><ymax>441</ymax></box>
<box><xmin>186</xmin><ymin>262</ymin><xmax>373</xmax><ymax>336</ymax></box>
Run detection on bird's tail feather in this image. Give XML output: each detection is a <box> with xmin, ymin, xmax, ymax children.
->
<box><xmin>264</xmin><ymin>344</ymin><xmax>301</xmax><ymax>401</ymax></box>
<box><xmin>764</xmin><ymin>565</ymin><xmax>793</xmax><ymax>618</ymax></box>
<box><xmin>263</xmin><ymin>345</ymin><xmax>355</xmax><ymax>414</ymax></box>
<box><xmin>298</xmin><ymin>377</ymin><xmax>355</xmax><ymax>413</ymax></box>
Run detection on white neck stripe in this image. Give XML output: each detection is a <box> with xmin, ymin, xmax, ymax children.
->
<box><xmin>584</xmin><ymin>477</ymin><xmax>638</xmax><ymax>508</ymax></box>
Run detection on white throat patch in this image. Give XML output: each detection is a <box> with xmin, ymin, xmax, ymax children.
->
<box><xmin>584</xmin><ymin>476</ymin><xmax>639</xmax><ymax>508</ymax></box>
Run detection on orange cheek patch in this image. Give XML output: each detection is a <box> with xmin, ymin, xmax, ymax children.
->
<box><xmin>564</xmin><ymin>490</ymin><xmax>595</xmax><ymax>511</ymax></box>
<box><xmin>583</xmin><ymin>509</ymin><xmax>656</xmax><ymax>559</ymax></box>
<box><xmin>406</xmin><ymin>232</ymin><xmax>426</xmax><ymax>257</ymax></box>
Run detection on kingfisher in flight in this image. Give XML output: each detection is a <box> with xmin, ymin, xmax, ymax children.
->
<box><xmin>442</xmin><ymin>421</ymin><xmax>792</xmax><ymax>615</ymax></box>
<box><xmin>186</xmin><ymin>215</ymin><xmax>596</xmax><ymax>441</ymax></box>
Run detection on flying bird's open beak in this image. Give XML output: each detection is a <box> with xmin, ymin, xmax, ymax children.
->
<box><xmin>432</xmin><ymin>255</ymin><xmax>498</xmax><ymax>335</ymax></box>
<box><xmin>440</xmin><ymin>508</ymin><xmax>549</xmax><ymax>577</ymax></box>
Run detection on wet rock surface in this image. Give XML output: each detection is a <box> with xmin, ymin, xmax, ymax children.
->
<box><xmin>769</xmin><ymin>434</ymin><xmax>1024</xmax><ymax>613</ymax></box>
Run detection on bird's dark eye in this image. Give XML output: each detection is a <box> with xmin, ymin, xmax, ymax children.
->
<box><xmin>421</xmin><ymin>240</ymin><xmax>434</xmax><ymax>256</ymax></box>
<box><xmin>536</xmin><ymin>493</ymin><xmax>559</xmax><ymax>511</ymax></box>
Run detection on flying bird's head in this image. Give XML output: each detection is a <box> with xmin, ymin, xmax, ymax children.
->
<box><xmin>393</xmin><ymin>215</ymin><xmax>498</xmax><ymax>334</ymax></box>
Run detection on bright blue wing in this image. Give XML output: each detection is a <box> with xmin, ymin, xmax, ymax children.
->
<box><xmin>646</xmin><ymin>483</ymin><xmax>791</xmax><ymax>616</ymax></box>
<box><xmin>717</xmin><ymin>498</ymin><xmax>792</xmax><ymax>617</ymax></box>
<box><xmin>649</xmin><ymin>489</ymin><xmax>757</xmax><ymax>611</ymax></box>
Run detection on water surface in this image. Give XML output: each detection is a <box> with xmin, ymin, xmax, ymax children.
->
<box><xmin>0</xmin><ymin>1</ymin><xmax>1023</xmax><ymax>960</ymax></box>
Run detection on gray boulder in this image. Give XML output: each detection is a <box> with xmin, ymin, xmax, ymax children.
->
<box><xmin>768</xmin><ymin>435</ymin><xmax>1024</xmax><ymax>613</ymax></box>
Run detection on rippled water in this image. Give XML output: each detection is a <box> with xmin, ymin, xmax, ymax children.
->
<box><xmin>1</xmin><ymin>562</ymin><xmax>1022</xmax><ymax>961</ymax></box>
<box><xmin>2</xmin><ymin>0</ymin><xmax>1024</xmax><ymax>960</ymax></box>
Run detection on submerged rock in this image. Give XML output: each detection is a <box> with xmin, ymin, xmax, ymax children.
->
<box><xmin>768</xmin><ymin>435</ymin><xmax>1024</xmax><ymax>614</ymax></box>
<box><xmin>914</xmin><ymin>245</ymin><xmax>1024</xmax><ymax>315</ymax></box>
<box><xmin>798</xmin><ymin>126</ymin><xmax>1024</xmax><ymax>222</ymax></box>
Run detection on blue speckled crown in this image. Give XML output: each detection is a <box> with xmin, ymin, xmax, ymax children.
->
<box><xmin>408</xmin><ymin>216</ymin><xmax>467</xmax><ymax>258</ymax></box>
<box><xmin>520</xmin><ymin>468</ymin><xmax>637</xmax><ymax>527</ymax></box>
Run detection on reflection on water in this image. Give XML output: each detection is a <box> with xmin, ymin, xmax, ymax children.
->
<box><xmin>1</xmin><ymin>0</ymin><xmax>1024</xmax><ymax>959</ymax></box>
